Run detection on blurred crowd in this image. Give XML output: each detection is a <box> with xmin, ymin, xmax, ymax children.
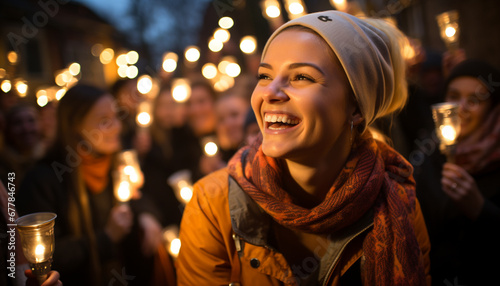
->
<box><xmin>1</xmin><ymin>40</ymin><xmax>499</xmax><ymax>285</ymax></box>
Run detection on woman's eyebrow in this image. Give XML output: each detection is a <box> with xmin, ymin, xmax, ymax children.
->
<box><xmin>259</xmin><ymin>63</ymin><xmax>272</xmax><ymax>69</ymax></box>
<box><xmin>258</xmin><ymin>62</ymin><xmax>325</xmax><ymax>75</ymax></box>
<box><xmin>288</xmin><ymin>63</ymin><xmax>325</xmax><ymax>75</ymax></box>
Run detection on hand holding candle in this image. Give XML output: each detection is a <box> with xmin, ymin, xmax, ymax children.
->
<box><xmin>16</xmin><ymin>212</ymin><xmax>57</xmax><ymax>285</ymax></box>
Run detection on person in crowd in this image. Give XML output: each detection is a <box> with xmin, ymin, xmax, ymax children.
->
<box><xmin>186</xmin><ymin>79</ymin><xmax>218</xmax><ymax>139</ymax></box>
<box><xmin>37</xmin><ymin>101</ymin><xmax>58</xmax><ymax>152</ymax></box>
<box><xmin>415</xmin><ymin>59</ymin><xmax>500</xmax><ymax>285</ymax></box>
<box><xmin>140</xmin><ymin>83</ymin><xmax>201</xmax><ymax>227</ymax></box>
<box><xmin>215</xmin><ymin>92</ymin><xmax>251</xmax><ymax>162</ymax></box>
<box><xmin>110</xmin><ymin>78</ymin><xmax>151</xmax><ymax>156</ymax></box>
<box><xmin>243</xmin><ymin>106</ymin><xmax>261</xmax><ymax>146</ymax></box>
<box><xmin>0</xmin><ymin>103</ymin><xmax>45</xmax><ymax>184</ymax></box>
<box><xmin>177</xmin><ymin>11</ymin><xmax>430</xmax><ymax>285</ymax></box>
<box><xmin>185</xmin><ymin>79</ymin><xmax>219</xmax><ymax>179</ymax></box>
<box><xmin>16</xmin><ymin>84</ymin><xmax>169</xmax><ymax>286</ymax></box>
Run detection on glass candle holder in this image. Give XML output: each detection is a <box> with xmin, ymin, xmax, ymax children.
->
<box><xmin>114</xmin><ymin>149</ymin><xmax>143</xmax><ymax>203</ymax></box>
<box><xmin>167</xmin><ymin>169</ymin><xmax>193</xmax><ymax>205</ymax></box>
<box><xmin>16</xmin><ymin>212</ymin><xmax>57</xmax><ymax>285</ymax></box>
<box><xmin>432</xmin><ymin>102</ymin><xmax>461</xmax><ymax>162</ymax></box>
<box><xmin>436</xmin><ymin>10</ymin><xmax>460</xmax><ymax>51</ymax></box>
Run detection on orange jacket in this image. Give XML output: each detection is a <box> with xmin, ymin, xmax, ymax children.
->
<box><xmin>176</xmin><ymin>168</ymin><xmax>431</xmax><ymax>285</ymax></box>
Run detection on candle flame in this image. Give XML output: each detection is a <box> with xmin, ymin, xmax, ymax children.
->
<box><xmin>117</xmin><ymin>181</ymin><xmax>131</xmax><ymax>202</ymax></box>
<box><xmin>180</xmin><ymin>186</ymin><xmax>193</xmax><ymax>203</ymax></box>
<box><xmin>445</xmin><ymin>26</ymin><xmax>456</xmax><ymax>38</ymax></box>
<box><xmin>169</xmin><ymin>238</ymin><xmax>181</xmax><ymax>257</ymax></box>
<box><xmin>440</xmin><ymin>125</ymin><xmax>457</xmax><ymax>142</ymax></box>
<box><xmin>35</xmin><ymin>244</ymin><xmax>45</xmax><ymax>262</ymax></box>
<box><xmin>204</xmin><ymin>142</ymin><xmax>218</xmax><ymax>156</ymax></box>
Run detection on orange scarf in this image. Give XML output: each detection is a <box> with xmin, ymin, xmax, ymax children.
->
<box><xmin>228</xmin><ymin>133</ymin><xmax>426</xmax><ymax>285</ymax></box>
<box><xmin>79</xmin><ymin>152</ymin><xmax>112</xmax><ymax>194</ymax></box>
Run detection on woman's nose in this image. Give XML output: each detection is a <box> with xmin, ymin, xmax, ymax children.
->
<box><xmin>261</xmin><ymin>79</ymin><xmax>289</xmax><ymax>103</ymax></box>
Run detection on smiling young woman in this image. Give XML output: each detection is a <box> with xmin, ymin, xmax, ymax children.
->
<box><xmin>177</xmin><ymin>11</ymin><xmax>430</xmax><ymax>286</ymax></box>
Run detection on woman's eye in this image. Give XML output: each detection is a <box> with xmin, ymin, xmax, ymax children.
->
<box><xmin>293</xmin><ymin>74</ymin><xmax>314</xmax><ymax>82</ymax></box>
<box><xmin>257</xmin><ymin>73</ymin><xmax>271</xmax><ymax>80</ymax></box>
<box><xmin>445</xmin><ymin>93</ymin><xmax>460</xmax><ymax>102</ymax></box>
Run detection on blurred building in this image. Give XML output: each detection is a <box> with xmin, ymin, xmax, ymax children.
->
<box><xmin>0</xmin><ymin>0</ymin><xmax>132</xmax><ymax>105</ymax></box>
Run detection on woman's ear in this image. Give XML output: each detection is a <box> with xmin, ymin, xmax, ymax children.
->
<box><xmin>351</xmin><ymin>108</ymin><xmax>364</xmax><ymax>126</ymax></box>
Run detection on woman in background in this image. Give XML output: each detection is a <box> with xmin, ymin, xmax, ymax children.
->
<box><xmin>415</xmin><ymin>59</ymin><xmax>500</xmax><ymax>285</ymax></box>
<box><xmin>17</xmin><ymin>84</ymin><xmax>165</xmax><ymax>286</ymax></box>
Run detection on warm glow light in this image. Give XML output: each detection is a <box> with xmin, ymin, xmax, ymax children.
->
<box><xmin>180</xmin><ymin>186</ymin><xmax>193</xmax><ymax>202</ymax></box>
<box><xmin>214</xmin><ymin>28</ymin><xmax>230</xmax><ymax>43</ymax></box>
<box><xmin>36</xmin><ymin>89</ymin><xmax>46</xmax><ymax>98</ymax></box>
<box><xmin>15</xmin><ymin>81</ymin><xmax>28</xmax><ymax>96</ymax></box>
<box><xmin>35</xmin><ymin>244</ymin><xmax>45</xmax><ymax>262</ymax></box>
<box><xmin>169</xmin><ymin>238</ymin><xmax>181</xmax><ymax>256</ymax></box>
<box><xmin>445</xmin><ymin>26</ymin><xmax>456</xmax><ymax>38</ymax></box>
<box><xmin>330</xmin><ymin>0</ymin><xmax>347</xmax><ymax>11</ymax></box>
<box><xmin>117</xmin><ymin>181</ymin><xmax>131</xmax><ymax>202</ymax></box>
<box><xmin>37</xmin><ymin>95</ymin><xmax>49</xmax><ymax>107</ymax></box>
<box><xmin>100</xmin><ymin>48</ymin><xmax>114</xmax><ymax>64</ymax></box>
<box><xmin>162</xmin><ymin>52</ymin><xmax>178</xmax><ymax>72</ymax></box>
<box><xmin>1</xmin><ymin>80</ymin><xmax>11</xmax><ymax>93</ymax></box>
<box><xmin>7</xmin><ymin>51</ymin><xmax>18</xmax><ymax>64</ymax></box>
<box><xmin>163</xmin><ymin>59</ymin><xmax>177</xmax><ymax>72</ymax></box>
<box><xmin>117</xmin><ymin>66</ymin><xmax>128</xmax><ymax>78</ymax></box>
<box><xmin>137</xmin><ymin>112</ymin><xmax>151</xmax><ymax>127</ymax></box>
<box><xmin>440</xmin><ymin>125</ymin><xmax>457</xmax><ymax>142</ymax></box>
<box><xmin>55</xmin><ymin>73</ymin><xmax>65</xmax><ymax>86</ymax></box>
<box><xmin>403</xmin><ymin>42</ymin><xmax>416</xmax><ymax>61</ymax></box>
<box><xmin>204</xmin><ymin>141</ymin><xmax>218</xmax><ymax>156</ymax></box>
<box><xmin>266</xmin><ymin>5</ymin><xmax>281</xmax><ymax>18</ymax></box>
<box><xmin>214</xmin><ymin>75</ymin><xmax>235</xmax><ymax>92</ymax></box>
<box><xmin>126</xmin><ymin>51</ymin><xmax>139</xmax><ymax>64</ymax></box>
<box><xmin>240</xmin><ymin>36</ymin><xmax>257</xmax><ymax>54</ymax></box>
<box><xmin>172</xmin><ymin>79</ymin><xmax>191</xmax><ymax>103</ymax></box>
<box><xmin>218</xmin><ymin>16</ymin><xmax>234</xmax><ymax>29</ymax></box>
<box><xmin>124</xmin><ymin>165</ymin><xmax>139</xmax><ymax>183</ymax></box>
<box><xmin>208</xmin><ymin>38</ymin><xmax>224</xmax><ymax>52</ymax></box>
<box><xmin>126</xmin><ymin>65</ymin><xmax>139</xmax><ymax>79</ymax></box>
<box><xmin>226</xmin><ymin>63</ymin><xmax>241</xmax><ymax>78</ymax></box>
<box><xmin>137</xmin><ymin>75</ymin><xmax>153</xmax><ymax>94</ymax></box>
<box><xmin>116</xmin><ymin>54</ymin><xmax>128</xmax><ymax>66</ymax></box>
<box><xmin>185</xmin><ymin>46</ymin><xmax>200</xmax><ymax>62</ymax></box>
<box><xmin>62</xmin><ymin>71</ymin><xmax>72</xmax><ymax>83</ymax></box>
<box><xmin>0</xmin><ymin>68</ymin><xmax>6</xmax><ymax>78</ymax></box>
<box><xmin>218</xmin><ymin>57</ymin><xmax>236</xmax><ymax>74</ymax></box>
<box><xmin>55</xmin><ymin>88</ymin><xmax>66</xmax><ymax>100</ymax></box>
<box><xmin>288</xmin><ymin>2</ymin><xmax>304</xmax><ymax>14</ymax></box>
<box><xmin>202</xmin><ymin>63</ymin><xmax>218</xmax><ymax>79</ymax></box>
<box><xmin>68</xmin><ymin>63</ymin><xmax>80</xmax><ymax>76</ymax></box>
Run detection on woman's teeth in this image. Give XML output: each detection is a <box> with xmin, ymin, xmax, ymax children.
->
<box><xmin>264</xmin><ymin>114</ymin><xmax>300</xmax><ymax>130</ymax></box>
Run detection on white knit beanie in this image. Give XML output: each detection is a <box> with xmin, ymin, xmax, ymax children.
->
<box><xmin>262</xmin><ymin>10</ymin><xmax>395</xmax><ymax>132</ymax></box>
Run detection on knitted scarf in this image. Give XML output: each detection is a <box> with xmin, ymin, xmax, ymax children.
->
<box><xmin>227</xmin><ymin>134</ymin><xmax>426</xmax><ymax>285</ymax></box>
<box><xmin>79</xmin><ymin>152</ymin><xmax>112</xmax><ymax>194</ymax></box>
<box><xmin>455</xmin><ymin>104</ymin><xmax>500</xmax><ymax>174</ymax></box>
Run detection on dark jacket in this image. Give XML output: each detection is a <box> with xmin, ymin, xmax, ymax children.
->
<box><xmin>415</xmin><ymin>149</ymin><xmax>500</xmax><ymax>285</ymax></box>
<box><xmin>16</xmin><ymin>152</ymin><xmax>158</xmax><ymax>286</ymax></box>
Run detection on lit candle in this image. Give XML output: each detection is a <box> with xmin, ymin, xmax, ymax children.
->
<box><xmin>432</xmin><ymin>102</ymin><xmax>461</xmax><ymax>162</ymax></box>
<box><xmin>35</xmin><ymin>244</ymin><xmax>45</xmax><ymax>263</ymax></box>
<box><xmin>16</xmin><ymin>212</ymin><xmax>57</xmax><ymax>285</ymax></box>
<box><xmin>436</xmin><ymin>10</ymin><xmax>460</xmax><ymax>51</ymax></box>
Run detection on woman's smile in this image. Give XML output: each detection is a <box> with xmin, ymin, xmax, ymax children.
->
<box><xmin>264</xmin><ymin>112</ymin><xmax>301</xmax><ymax>132</ymax></box>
